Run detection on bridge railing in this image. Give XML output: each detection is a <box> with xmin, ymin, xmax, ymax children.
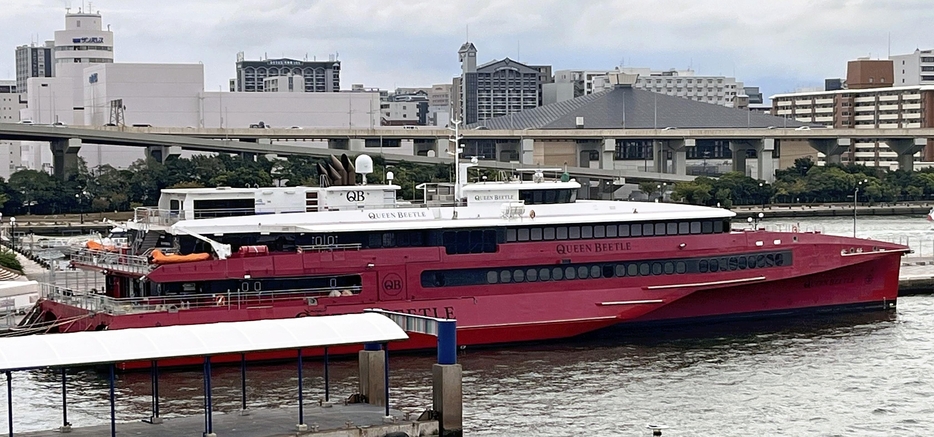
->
<box><xmin>40</xmin><ymin>283</ymin><xmax>362</xmax><ymax>315</ymax></box>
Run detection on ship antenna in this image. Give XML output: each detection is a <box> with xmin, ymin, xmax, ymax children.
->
<box><xmin>448</xmin><ymin>119</ymin><xmax>464</xmax><ymax>204</ymax></box>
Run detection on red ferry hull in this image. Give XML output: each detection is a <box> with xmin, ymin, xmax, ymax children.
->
<box><xmin>34</xmin><ymin>230</ymin><xmax>903</xmax><ymax>369</ymax></box>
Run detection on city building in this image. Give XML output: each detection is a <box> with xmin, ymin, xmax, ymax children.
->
<box><xmin>0</xmin><ymin>80</ymin><xmax>26</xmax><ymax>179</ymax></box>
<box><xmin>234</xmin><ymin>52</ymin><xmax>340</xmax><ymax>93</ymax></box>
<box><xmin>770</xmin><ymin>84</ymin><xmax>933</xmax><ymax>169</ymax></box>
<box><xmin>50</xmin><ymin>7</ymin><xmax>115</xmax><ymax>125</ymax></box>
<box><xmin>456</xmin><ymin>42</ymin><xmax>549</xmax><ymax>124</ymax></box>
<box><xmin>263</xmin><ymin>74</ymin><xmax>305</xmax><ymax>93</ymax></box>
<box><xmin>846</xmin><ymin>58</ymin><xmax>893</xmax><ymax>89</ymax></box>
<box><xmin>891</xmin><ymin>49</ymin><xmax>934</xmax><ymax>86</ymax></box>
<box><xmin>14</xmin><ymin>41</ymin><xmax>54</xmax><ymax>94</ymax></box>
<box><xmin>550</xmin><ymin>68</ymin><xmax>744</xmax><ymax>108</ymax></box>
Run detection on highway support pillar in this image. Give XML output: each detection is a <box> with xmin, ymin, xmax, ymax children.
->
<box><xmin>601</xmin><ymin>139</ymin><xmax>615</xmax><ymax>170</ymax></box>
<box><xmin>666</xmin><ymin>138</ymin><xmax>694</xmax><ymax>177</ymax></box>
<box><xmin>358</xmin><ymin>343</ymin><xmax>386</xmax><ymax>407</ymax></box>
<box><xmin>433</xmin><ymin>320</ymin><xmax>462</xmax><ymax>437</ymax></box>
<box><xmin>886</xmin><ymin>138</ymin><xmax>926</xmax><ymax>171</ymax></box>
<box><xmin>755</xmin><ymin>138</ymin><xmax>776</xmax><ymax>183</ymax></box>
<box><xmin>808</xmin><ymin>138</ymin><xmax>851</xmax><ymax>165</ymax></box>
<box><xmin>51</xmin><ymin>138</ymin><xmax>81</xmax><ymax>181</ymax></box>
<box><xmin>145</xmin><ymin>145</ymin><xmax>181</xmax><ymax>164</ymax></box>
<box><xmin>729</xmin><ymin>140</ymin><xmax>753</xmax><ymax>176</ymax></box>
<box><xmin>521</xmin><ymin>138</ymin><xmax>535</xmax><ymax>165</ymax></box>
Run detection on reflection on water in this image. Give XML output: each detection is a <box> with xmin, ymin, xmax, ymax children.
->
<box><xmin>2</xmin><ymin>216</ymin><xmax>934</xmax><ymax>435</ymax></box>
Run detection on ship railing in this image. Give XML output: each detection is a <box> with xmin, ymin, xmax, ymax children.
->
<box><xmin>133</xmin><ymin>207</ymin><xmax>179</xmax><ymax>228</ymax></box>
<box><xmin>70</xmin><ymin>249</ymin><xmax>153</xmax><ymax>275</ymax></box>
<box><xmin>296</xmin><ymin>243</ymin><xmax>363</xmax><ymax>253</ymax></box>
<box><xmin>760</xmin><ymin>223</ymin><xmax>825</xmax><ymax>234</ymax></box>
<box><xmin>39</xmin><ymin>283</ymin><xmax>363</xmax><ymax>315</ymax></box>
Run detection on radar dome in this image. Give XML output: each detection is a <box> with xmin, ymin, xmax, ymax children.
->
<box><xmin>354</xmin><ymin>154</ymin><xmax>374</xmax><ymax>175</ymax></box>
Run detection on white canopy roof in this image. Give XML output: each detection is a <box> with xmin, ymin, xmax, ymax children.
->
<box><xmin>0</xmin><ymin>313</ymin><xmax>408</xmax><ymax>371</ymax></box>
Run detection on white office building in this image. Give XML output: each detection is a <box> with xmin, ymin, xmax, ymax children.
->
<box><xmin>51</xmin><ymin>8</ymin><xmax>114</xmax><ymax>125</ymax></box>
<box><xmin>891</xmin><ymin>49</ymin><xmax>934</xmax><ymax>86</ymax></box>
<box><xmin>0</xmin><ymin>81</ymin><xmax>26</xmax><ymax>179</ymax></box>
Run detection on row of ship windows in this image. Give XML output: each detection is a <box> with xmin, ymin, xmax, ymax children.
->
<box><xmin>505</xmin><ymin>220</ymin><xmax>726</xmax><ymax>243</ymax></box>
<box><xmin>421</xmin><ymin>251</ymin><xmax>790</xmax><ymax>288</ymax></box>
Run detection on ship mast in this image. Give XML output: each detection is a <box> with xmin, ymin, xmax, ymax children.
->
<box><xmin>448</xmin><ymin>119</ymin><xmax>464</xmax><ymax>202</ymax></box>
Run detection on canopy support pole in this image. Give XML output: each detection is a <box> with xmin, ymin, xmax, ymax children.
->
<box><xmin>109</xmin><ymin>364</ymin><xmax>116</xmax><ymax>437</ymax></box>
<box><xmin>240</xmin><ymin>353</ymin><xmax>248</xmax><ymax>413</ymax></box>
<box><xmin>6</xmin><ymin>371</ymin><xmax>12</xmax><ymax>437</ymax></box>
<box><xmin>203</xmin><ymin>357</ymin><xmax>214</xmax><ymax>437</ymax></box>
<box><xmin>61</xmin><ymin>368</ymin><xmax>70</xmax><ymax>431</ymax></box>
<box><xmin>146</xmin><ymin>360</ymin><xmax>161</xmax><ymax>424</ymax></box>
<box><xmin>324</xmin><ymin>347</ymin><xmax>330</xmax><ymax>403</ymax></box>
<box><xmin>296</xmin><ymin>349</ymin><xmax>307</xmax><ymax>431</ymax></box>
<box><xmin>383</xmin><ymin>342</ymin><xmax>390</xmax><ymax>418</ymax></box>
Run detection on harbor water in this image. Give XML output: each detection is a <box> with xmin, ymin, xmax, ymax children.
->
<box><xmin>3</xmin><ymin>215</ymin><xmax>934</xmax><ymax>436</ymax></box>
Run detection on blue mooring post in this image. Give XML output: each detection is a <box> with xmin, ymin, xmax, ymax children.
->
<box><xmin>109</xmin><ymin>364</ymin><xmax>116</xmax><ymax>437</ymax></box>
<box><xmin>437</xmin><ymin>320</ymin><xmax>457</xmax><ymax>365</ymax></box>
<box><xmin>6</xmin><ymin>370</ymin><xmax>12</xmax><ymax>437</ymax></box>
<box><xmin>383</xmin><ymin>343</ymin><xmax>390</xmax><ymax>418</ymax></box>
<box><xmin>297</xmin><ymin>349</ymin><xmax>304</xmax><ymax>426</ymax></box>
<box><xmin>324</xmin><ymin>347</ymin><xmax>330</xmax><ymax>403</ymax></box>
<box><xmin>203</xmin><ymin>357</ymin><xmax>213</xmax><ymax>436</ymax></box>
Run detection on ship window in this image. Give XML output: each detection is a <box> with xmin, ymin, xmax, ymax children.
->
<box><xmin>715</xmin><ymin>220</ymin><xmax>725</xmax><ymax>233</ymax></box>
<box><xmin>565</xmin><ymin>267</ymin><xmax>576</xmax><ymax>280</ymax></box>
<box><xmin>483</xmin><ymin>230</ymin><xmax>497</xmax><ymax>252</ymax></box>
<box><xmin>544</xmin><ymin>190</ymin><xmax>557</xmax><ymax>204</ymax></box>
<box><xmin>627</xmin><ymin>263</ymin><xmax>638</xmax><ymax>276</ymax></box>
<box><xmin>517</xmin><ymin>228</ymin><xmax>530</xmax><ymax>241</ymax></box>
<box><xmin>619</xmin><ymin>224</ymin><xmax>631</xmax><ymax>237</ymax></box>
<box><xmin>513</xmin><ymin>269</ymin><xmax>525</xmax><ymax>282</ymax></box>
<box><xmin>382</xmin><ymin>232</ymin><xmax>396</xmax><ymax>248</ymax></box>
<box><xmin>569</xmin><ymin>226</ymin><xmax>581</xmax><ymax>239</ymax></box>
<box><xmin>738</xmin><ymin>256</ymin><xmax>747</xmax><ymax>269</ymax></box>
<box><xmin>470</xmin><ymin>230</ymin><xmax>484</xmax><ymax>253</ymax></box>
<box><xmin>506</xmin><ymin>228</ymin><xmax>517</xmax><ymax>242</ymax></box>
<box><xmin>500</xmin><ymin>270</ymin><xmax>512</xmax><ymax>283</ymax></box>
<box><xmin>728</xmin><ymin>257</ymin><xmax>738</xmax><ymax>270</ymax></box>
<box><xmin>655</xmin><ymin>223</ymin><xmax>666</xmax><ymax>235</ymax></box>
<box><xmin>540</xmin><ymin>268</ymin><xmax>551</xmax><ymax>281</ymax></box>
<box><xmin>553</xmin><ymin>267</ymin><xmax>564</xmax><ymax>280</ymax></box>
<box><xmin>543</xmin><ymin>227</ymin><xmax>556</xmax><ymax>240</ymax></box>
<box><xmin>396</xmin><ymin>232</ymin><xmax>410</xmax><ymax>247</ymax></box>
<box><xmin>556</xmin><ymin>226</ymin><xmax>568</xmax><ymax>240</ymax></box>
<box><xmin>629</xmin><ymin>224</ymin><xmax>640</xmax><ymax>237</ymax></box>
<box><xmin>747</xmin><ymin>255</ymin><xmax>757</xmax><ymax>268</ymax></box>
<box><xmin>591</xmin><ymin>265</ymin><xmax>602</xmax><ymax>278</ymax></box>
<box><xmin>664</xmin><ymin>262</ymin><xmax>674</xmax><ymax>274</ymax></box>
<box><xmin>457</xmin><ymin>231</ymin><xmax>470</xmax><ymax>253</ymax></box>
<box><xmin>526</xmin><ymin>268</ymin><xmax>538</xmax><ymax>281</ymax></box>
<box><xmin>668</xmin><ymin>222</ymin><xmax>679</xmax><ymax>235</ymax></box>
<box><xmin>604</xmin><ymin>265</ymin><xmax>616</xmax><ymax>278</ymax></box>
<box><xmin>675</xmin><ymin>261</ymin><xmax>686</xmax><ymax>274</ymax></box>
<box><xmin>652</xmin><ymin>262</ymin><xmax>662</xmax><ymax>275</ymax></box>
<box><xmin>639</xmin><ymin>263</ymin><xmax>650</xmax><ymax>276</ymax></box>
<box><xmin>594</xmin><ymin>225</ymin><xmax>605</xmax><ymax>238</ymax></box>
<box><xmin>487</xmin><ymin>271</ymin><xmax>498</xmax><ymax>284</ymax></box>
<box><xmin>577</xmin><ymin>266</ymin><xmax>588</xmax><ymax>279</ymax></box>
<box><xmin>581</xmin><ymin>226</ymin><xmax>593</xmax><ymax>239</ymax></box>
<box><xmin>606</xmin><ymin>225</ymin><xmax>618</xmax><ymax>238</ymax></box>
<box><xmin>775</xmin><ymin>253</ymin><xmax>785</xmax><ymax>266</ymax></box>
<box><xmin>531</xmin><ymin>227</ymin><xmax>543</xmax><ymax>241</ymax></box>
<box><xmin>702</xmin><ymin>221</ymin><xmax>714</xmax><ymax>234</ymax></box>
<box><xmin>690</xmin><ymin>221</ymin><xmax>702</xmax><ymax>234</ymax></box>
<box><xmin>756</xmin><ymin>254</ymin><xmax>766</xmax><ymax>268</ymax></box>
<box><xmin>709</xmin><ymin>258</ymin><xmax>719</xmax><ymax>271</ymax></box>
<box><xmin>369</xmin><ymin>233</ymin><xmax>383</xmax><ymax>248</ymax></box>
<box><xmin>615</xmin><ymin>264</ymin><xmax>627</xmax><ymax>277</ymax></box>
<box><xmin>678</xmin><ymin>222</ymin><xmax>690</xmax><ymax>235</ymax></box>
<box><xmin>699</xmin><ymin>259</ymin><xmax>709</xmax><ymax>273</ymax></box>
<box><xmin>642</xmin><ymin>223</ymin><xmax>654</xmax><ymax>236</ymax></box>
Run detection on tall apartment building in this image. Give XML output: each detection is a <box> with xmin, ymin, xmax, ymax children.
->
<box><xmin>771</xmin><ymin>85</ymin><xmax>932</xmax><ymax>168</ymax></box>
<box><xmin>891</xmin><ymin>49</ymin><xmax>934</xmax><ymax>86</ymax></box>
<box><xmin>552</xmin><ymin>68</ymin><xmax>744</xmax><ymax>107</ymax></box>
<box><xmin>234</xmin><ymin>52</ymin><xmax>340</xmax><ymax>93</ymax></box>
<box><xmin>15</xmin><ymin>41</ymin><xmax>54</xmax><ymax>94</ymax></box>
<box><xmin>456</xmin><ymin>42</ymin><xmax>549</xmax><ymax>124</ymax></box>
<box><xmin>0</xmin><ymin>80</ymin><xmax>25</xmax><ymax>179</ymax></box>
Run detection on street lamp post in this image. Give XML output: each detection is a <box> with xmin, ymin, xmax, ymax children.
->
<box><xmin>759</xmin><ymin>182</ymin><xmax>765</xmax><ymax>210</ymax></box>
<box><xmin>853</xmin><ymin>179</ymin><xmax>868</xmax><ymax>237</ymax></box>
<box><xmin>9</xmin><ymin>217</ymin><xmax>15</xmax><ymax>253</ymax></box>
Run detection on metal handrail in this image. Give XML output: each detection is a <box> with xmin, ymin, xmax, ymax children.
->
<box><xmin>297</xmin><ymin>243</ymin><xmax>363</xmax><ymax>252</ymax></box>
<box><xmin>70</xmin><ymin>249</ymin><xmax>153</xmax><ymax>275</ymax></box>
<box><xmin>40</xmin><ymin>283</ymin><xmax>362</xmax><ymax>315</ymax></box>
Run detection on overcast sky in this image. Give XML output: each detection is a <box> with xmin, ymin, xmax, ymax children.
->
<box><xmin>2</xmin><ymin>0</ymin><xmax>932</xmax><ymax>99</ymax></box>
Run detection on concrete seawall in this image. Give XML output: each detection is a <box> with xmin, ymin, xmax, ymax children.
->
<box><xmin>732</xmin><ymin>203</ymin><xmax>931</xmax><ymax>220</ymax></box>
